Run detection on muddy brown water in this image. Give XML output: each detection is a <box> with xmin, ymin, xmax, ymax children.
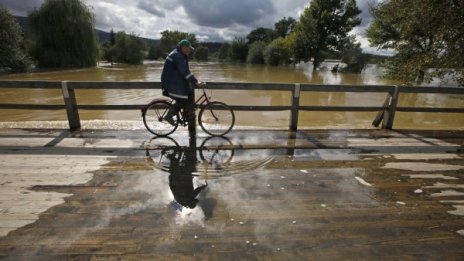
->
<box><xmin>0</xmin><ymin>61</ymin><xmax>463</xmax><ymax>129</ymax></box>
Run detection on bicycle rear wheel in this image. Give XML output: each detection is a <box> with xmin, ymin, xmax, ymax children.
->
<box><xmin>199</xmin><ymin>101</ymin><xmax>235</xmax><ymax>136</ymax></box>
<box><xmin>142</xmin><ymin>100</ymin><xmax>178</xmax><ymax>136</ymax></box>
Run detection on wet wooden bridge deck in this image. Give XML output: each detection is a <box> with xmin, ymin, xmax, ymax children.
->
<box><xmin>0</xmin><ymin>128</ymin><xmax>463</xmax><ymax>260</ymax></box>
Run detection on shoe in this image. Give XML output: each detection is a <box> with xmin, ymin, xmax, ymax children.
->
<box><xmin>163</xmin><ymin>117</ymin><xmax>176</xmax><ymax>126</ymax></box>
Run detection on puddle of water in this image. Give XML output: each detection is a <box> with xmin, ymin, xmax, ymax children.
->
<box><xmin>424</xmin><ymin>183</ymin><xmax>464</xmax><ymax>189</ymax></box>
<box><xmin>431</xmin><ymin>190</ymin><xmax>464</xmax><ymax>197</ymax></box>
<box><xmin>383</xmin><ymin>162</ymin><xmax>463</xmax><ymax>172</ymax></box>
<box><xmin>447</xmin><ymin>205</ymin><xmax>464</xmax><ymax>216</ymax></box>
<box><xmin>392</xmin><ymin>154</ymin><xmax>462</xmax><ymax>160</ymax></box>
<box><xmin>406</xmin><ymin>174</ymin><xmax>458</xmax><ymax>180</ymax></box>
<box><xmin>355</xmin><ymin>176</ymin><xmax>373</xmax><ymax>187</ymax></box>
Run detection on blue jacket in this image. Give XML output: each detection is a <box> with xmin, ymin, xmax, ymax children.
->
<box><xmin>161</xmin><ymin>47</ymin><xmax>198</xmax><ymax>100</ymax></box>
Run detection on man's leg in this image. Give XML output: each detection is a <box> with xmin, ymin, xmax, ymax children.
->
<box><xmin>183</xmin><ymin>95</ymin><xmax>195</xmax><ymax>122</ymax></box>
<box><xmin>164</xmin><ymin>99</ymin><xmax>186</xmax><ymax>124</ymax></box>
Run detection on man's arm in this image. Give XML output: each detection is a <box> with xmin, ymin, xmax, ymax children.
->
<box><xmin>173</xmin><ymin>53</ymin><xmax>198</xmax><ymax>84</ymax></box>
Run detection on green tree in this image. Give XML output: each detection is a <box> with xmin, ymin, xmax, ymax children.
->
<box><xmin>229</xmin><ymin>37</ymin><xmax>248</xmax><ymax>63</ymax></box>
<box><xmin>246</xmin><ymin>27</ymin><xmax>275</xmax><ymax>44</ymax></box>
<box><xmin>0</xmin><ymin>7</ymin><xmax>32</xmax><ymax>72</ymax></box>
<box><xmin>218</xmin><ymin>43</ymin><xmax>231</xmax><ymax>62</ymax></box>
<box><xmin>294</xmin><ymin>0</ymin><xmax>361</xmax><ymax>70</ymax></box>
<box><xmin>247</xmin><ymin>41</ymin><xmax>266</xmax><ymax>64</ymax></box>
<box><xmin>101</xmin><ymin>29</ymin><xmax>116</xmax><ymax>63</ymax></box>
<box><xmin>274</xmin><ymin>17</ymin><xmax>296</xmax><ymax>38</ymax></box>
<box><xmin>29</xmin><ymin>0</ymin><xmax>98</xmax><ymax>68</ymax></box>
<box><xmin>113</xmin><ymin>32</ymin><xmax>146</xmax><ymax>65</ymax></box>
<box><xmin>147</xmin><ymin>44</ymin><xmax>163</xmax><ymax>60</ymax></box>
<box><xmin>264</xmin><ymin>37</ymin><xmax>292</xmax><ymax>66</ymax></box>
<box><xmin>159</xmin><ymin>30</ymin><xmax>197</xmax><ymax>56</ymax></box>
<box><xmin>367</xmin><ymin>0</ymin><xmax>464</xmax><ymax>85</ymax></box>
<box><xmin>193</xmin><ymin>45</ymin><xmax>209</xmax><ymax>61</ymax></box>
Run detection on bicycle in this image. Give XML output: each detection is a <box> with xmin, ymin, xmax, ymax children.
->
<box><xmin>141</xmin><ymin>83</ymin><xmax>235</xmax><ymax>137</ymax></box>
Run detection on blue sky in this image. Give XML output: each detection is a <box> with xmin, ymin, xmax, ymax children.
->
<box><xmin>0</xmin><ymin>0</ymin><xmax>384</xmax><ymax>54</ymax></box>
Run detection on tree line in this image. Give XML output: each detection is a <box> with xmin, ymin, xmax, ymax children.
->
<box><xmin>1</xmin><ymin>0</ymin><xmax>462</xmax><ymax>86</ymax></box>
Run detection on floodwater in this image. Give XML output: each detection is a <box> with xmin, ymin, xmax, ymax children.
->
<box><xmin>0</xmin><ymin>61</ymin><xmax>463</xmax><ymax>129</ymax></box>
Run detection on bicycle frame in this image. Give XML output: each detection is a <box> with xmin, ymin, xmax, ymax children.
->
<box><xmin>176</xmin><ymin>86</ymin><xmax>214</xmax><ymax>125</ymax></box>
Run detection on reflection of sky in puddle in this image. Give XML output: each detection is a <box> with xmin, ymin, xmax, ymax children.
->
<box><xmin>293</xmin><ymin>149</ymin><xmax>359</xmax><ymax>161</ymax></box>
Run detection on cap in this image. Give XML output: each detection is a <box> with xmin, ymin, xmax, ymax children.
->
<box><xmin>178</xmin><ymin>39</ymin><xmax>194</xmax><ymax>50</ymax></box>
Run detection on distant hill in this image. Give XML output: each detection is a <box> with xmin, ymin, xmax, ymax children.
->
<box><xmin>95</xmin><ymin>29</ymin><xmax>159</xmax><ymax>46</ymax></box>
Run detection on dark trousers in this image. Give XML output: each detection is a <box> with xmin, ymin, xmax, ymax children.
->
<box><xmin>166</xmin><ymin>94</ymin><xmax>195</xmax><ymax>122</ymax></box>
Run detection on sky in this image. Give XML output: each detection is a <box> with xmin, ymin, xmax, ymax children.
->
<box><xmin>0</xmin><ymin>0</ymin><xmax>383</xmax><ymax>54</ymax></box>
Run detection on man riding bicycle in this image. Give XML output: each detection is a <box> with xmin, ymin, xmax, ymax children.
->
<box><xmin>161</xmin><ymin>39</ymin><xmax>201</xmax><ymax>126</ymax></box>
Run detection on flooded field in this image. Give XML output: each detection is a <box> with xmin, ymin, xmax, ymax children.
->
<box><xmin>0</xmin><ymin>62</ymin><xmax>463</xmax><ymax>129</ymax></box>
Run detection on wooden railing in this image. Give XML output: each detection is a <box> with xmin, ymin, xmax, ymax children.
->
<box><xmin>0</xmin><ymin>80</ymin><xmax>463</xmax><ymax>132</ymax></box>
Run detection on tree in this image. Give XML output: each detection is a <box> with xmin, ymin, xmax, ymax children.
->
<box><xmin>147</xmin><ymin>44</ymin><xmax>163</xmax><ymax>60</ymax></box>
<box><xmin>0</xmin><ymin>7</ymin><xmax>32</xmax><ymax>72</ymax></box>
<box><xmin>274</xmin><ymin>17</ymin><xmax>296</xmax><ymax>38</ymax></box>
<box><xmin>264</xmin><ymin>37</ymin><xmax>292</xmax><ymax>66</ymax></box>
<box><xmin>246</xmin><ymin>27</ymin><xmax>275</xmax><ymax>44</ymax></box>
<box><xmin>193</xmin><ymin>45</ymin><xmax>209</xmax><ymax>61</ymax></box>
<box><xmin>293</xmin><ymin>0</ymin><xmax>361</xmax><ymax>70</ymax></box>
<box><xmin>101</xmin><ymin>29</ymin><xmax>116</xmax><ymax>63</ymax></box>
<box><xmin>367</xmin><ymin>0</ymin><xmax>464</xmax><ymax>85</ymax></box>
<box><xmin>159</xmin><ymin>30</ymin><xmax>197</xmax><ymax>56</ymax></box>
<box><xmin>113</xmin><ymin>32</ymin><xmax>146</xmax><ymax>65</ymax></box>
<box><xmin>218</xmin><ymin>43</ymin><xmax>231</xmax><ymax>62</ymax></box>
<box><xmin>29</xmin><ymin>0</ymin><xmax>98</xmax><ymax>68</ymax></box>
<box><xmin>247</xmin><ymin>41</ymin><xmax>266</xmax><ymax>64</ymax></box>
<box><xmin>229</xmin><ymin>37</ymin><xmax>248</xmax><ymax>63</ymax></box>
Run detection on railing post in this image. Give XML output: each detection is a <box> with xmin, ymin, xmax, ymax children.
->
<box><xmin>382</xmin><ymin>85</ymin><xmax>399</xmax><ymax>130</ymax></box>
<box><xmin>290</xmin><ymin>83</ymin><xmax>301</xmax><ymax>131</ymax></box>
<box><xmin>188</xmin><ymin>90</ymin><xmax>196</xmax><ymax>136</ymax></box>
<box><xmin>372</xmin><ymin>96</ymin><xmax>390</xmax><ymax>128</ymax></box>
<box><xmin>62</xmin><ymin>81</ymin><xmax>81</xmax><ymax>131</ymax></box>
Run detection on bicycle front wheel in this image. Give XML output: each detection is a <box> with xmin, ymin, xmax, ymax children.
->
<box><xmin>199</xmin><ymin>101</ymin><xmax>235</xmax><ymax>136</ymax></box>
<box><xmin>142</xmin><ymin>100</ymin><xmax>178</xmax><ymax>136</ymax></box>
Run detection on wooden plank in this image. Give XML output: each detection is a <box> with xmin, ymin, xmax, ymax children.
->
<box><xmin>0</xmin><ymin>128</ymin><xmax>463</xmax><ymax>260</ymax></box>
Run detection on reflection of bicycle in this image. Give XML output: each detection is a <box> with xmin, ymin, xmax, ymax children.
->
<box><xmin>141</xmin><ymin>83</ymin><xmax>235</xmax><ymax>137</ymax></box>
<box><xmin>145</xmin><ymin>136</ymin><xmax>234</xmax><ymax>167</ymax></box>
<box><xmin>200</xmin><ymin>136</ymin><xmax>234</xmax><ymax>166</ymax></box>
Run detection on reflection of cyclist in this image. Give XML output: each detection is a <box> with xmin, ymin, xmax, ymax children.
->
<box><xmin>166</xmin><ymin>147</ymin><xmax>207</xmax><ymax>209</ymax></box>
<box><xmin>161</xmin><ymin>39</ymin><xmax>199</xmax><ymax>125</ymax></box>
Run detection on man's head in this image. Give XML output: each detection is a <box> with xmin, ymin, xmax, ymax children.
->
<box><xmin>178</xmin><ymin>39</ymin><xmax>194</xmax><ymax>56</ymax></box>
